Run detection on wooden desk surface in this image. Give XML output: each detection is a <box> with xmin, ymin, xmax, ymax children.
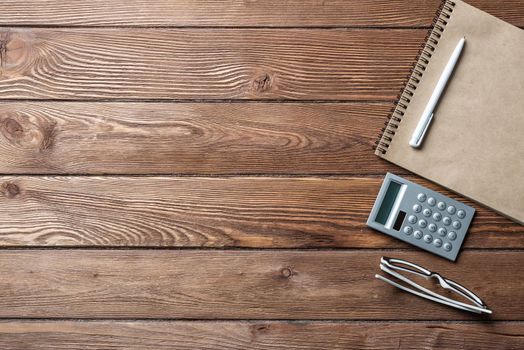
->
<box><xmin>0</xmin><ymin>1</ymin><xmax>523</xmax><ymax>349</ymax></box>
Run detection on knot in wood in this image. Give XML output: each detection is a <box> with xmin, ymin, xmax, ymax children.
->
<box><xmin>0</xmin><ymin>30</ymin><xmax>35</xmax><ymax>77</ymax></box>
<box><xmin>280</xmin><ymin>267</ymin><xmax>293</xmax><ymax>278</ymax></box>
<box><xmin>1</xmin><ymin>116</ymin><xmax>56</xmax><ymax>151</ymax></box>
<box><xmin>253</xmin><ymin>73</ymin><xmax>272</xmax><ymax>92</ymax></box>
<box><xmin>2</xmin><ymin>182</ymin><xmax>20</xmax><ymax>198</ymax></box>
<box><xmin>250</xmin><ymin>323</ymin><xmax>270</xmax><ymax>341</ymax></box>
<box><xmin>2</xmin><ymin>117</ymin><xmax>24</xmax><ymax>138</ymax></box>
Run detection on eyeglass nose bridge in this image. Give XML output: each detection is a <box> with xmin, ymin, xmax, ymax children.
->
<box><xmin>431</xmin><ymin>272</ymin><xmax>450</xmax><ymax>288</ymax></box>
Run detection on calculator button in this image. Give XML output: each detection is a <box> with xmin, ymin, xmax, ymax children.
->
<box><xmin>457</xmin><ymin>210</ymin><xmax>466</xmax><ymax>219</ymax></box>
<box><xmin>414</xmin><ymin>230</ymin><xmax>423</xmax><ymax>239</ymax></box>
<box><xmin>423</xmin><ymin>234</ymin><xmax>433</xmax><ymax>243</ymax></box>
<box><xmin>447</xmin><ymin>231</ymin><xmax>457</xmax><ymax>241</ymax></box>
<box><xmin>433</xmin><ymin>238</ymin><xmax>442</xmax><ymax>247</ymax></box>
<box><xmin>447</xmin><ymin>205</ymin><xmax>456</xmax><ymax>215</ymax></box>
<box><xmin>437</xmin><ymin>201</ymin><xmax>446</xmax><ymax>210</ymax></box>
<box><xmin>408</xmin><ymin>215</ymin><xmax>417</xmax><ymax>224</ymax></box>
<box><xmin>437</xmin><ymin>227</ymin><xmax>447</xmax><ymax>236</ymax></box>
<box><xmin>428</xmin><ymin>223</ymin><xmax>437</xmax><ymax>232</ymax></box>
<box><xmin>422</xmin><ymin>208</ymin><xmax>432</xmax><ymax>217</ymax></box>
<box><xmin>432</xmin><ymin>212</ymin><xmax>442</xmax><ymax>221</ymax></box>
<box><xmin>442</xmin><ymin>216</ymin><xmax>451</xmax><ymax>226</ymax></box>
<box><xmin>403</xmin><ymin>226</ymin><xmax>413</xmax><ymax>235</ymax></box>
<box><xmin>427</xmin><ymin>197</ymin><xmax>436</xmax><ymax>206</ymax></box>
<box><xmin>417</xmin><ymin>193</ymin><xmax>427</xmax><ymax>202</ymax></box>
<box><xmin>452</xmin><ymin>221</ymin><xmax>461</xmax><ymax>230</ymax></box>
<box><xmin>418</xmin><ymin>219</ymin><xmax>427</xmax><ymax>228</ymax></box>
<box><xmin>443</xmin><ymin>242</ymin><xmax>453</xmax><ymax>251</ymax></box>
<box><xmin>413</xmin><ymin>204</ymin><xmax>422</xmax><ymax>213</ymax></box>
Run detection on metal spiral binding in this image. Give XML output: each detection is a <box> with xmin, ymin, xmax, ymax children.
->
<box><xmin>374</xmin><ymin>0</ymin><xmax>456</xmax><ymax>155</ymax></box>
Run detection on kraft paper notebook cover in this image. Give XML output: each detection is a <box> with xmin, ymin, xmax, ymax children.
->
<box><xmin>375</xmin><ymin>0</ymin><xmax>524</xmax><ymax>224</ymax></box>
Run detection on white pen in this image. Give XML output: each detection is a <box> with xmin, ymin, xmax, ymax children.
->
<box><xmin>409</xmin><ymin>37</ymin><xmax>466</xmax><ymax>148</ymax></box>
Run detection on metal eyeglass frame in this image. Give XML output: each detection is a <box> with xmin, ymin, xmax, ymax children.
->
<box><xmin>375</xmin><ymin>257</ymin><xmax>492</xmax><ymax>314</ymax></box>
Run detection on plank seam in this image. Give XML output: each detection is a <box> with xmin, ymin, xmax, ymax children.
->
<box><xmin>0</xmin><ymin>318</ymin><xmax>521</xmax><ymax>323</ymax></box>
<box><xmin>0</xmin><ymin>25</ymin><xmax>434</xmax><ymax>30</ymax></box>
<box><xmin>0</xmin><ymin>99</ymin><xmax>396</xmax><ymax>104</ymax></box>
<box><xmin>0</xmin><ymin>25</ymin><xmax>522</xmax><ymax>30</ymax></box>
<box><xmin>0</xmin><ymin>174</ymin><xmax>392</xmax><ymax>178</ymax></box>
<box><xmin>0</xmin><ymin>247</ymin><xmax>520</xmax><ymax>252</ymax></box>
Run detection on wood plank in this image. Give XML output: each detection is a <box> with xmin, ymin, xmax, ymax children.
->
<box><xmin>0</xmin><ymin>28</ymin><xmax>426</xmax><ymax>100</ymax></box>
<box><xmin>0</xmin><ymin>1</ymin><xmax>523</xmax><ymax>27</ymax></box>
<box><xmin>0</xmin><ymin>250</ymin><xmax>521</xmax><ymax>320</ymax></box>
<box><xmin>0</xmin><ymin>102</ymin><xmax>401</xmax><ymax>175</ymax></box>
<box><xmin>1</xmin><ymin>176</ymin><xmax>521</xmax><ymax>248</ymax></box>
<box><xmin>0</xmin><ymin>321</ymin><xmax>522</xmax><ymax>350</ymax></box>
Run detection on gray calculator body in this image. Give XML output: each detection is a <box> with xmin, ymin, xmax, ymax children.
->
<box><xmin>367</xmin><ymin>173</ymin><xmax>475</xmax><ymax>261</ymax></box>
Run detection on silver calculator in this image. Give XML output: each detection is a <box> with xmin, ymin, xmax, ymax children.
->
<box><xmin>367</xmin><ymin>173</ymin><xmax>475</xmax><ymax>261</ymax></box>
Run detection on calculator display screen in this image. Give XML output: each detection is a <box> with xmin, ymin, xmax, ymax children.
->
<box><xmin>375</xmin><ymin>181</ymin><xmax>401</xmax><ymax>225</ymax></box>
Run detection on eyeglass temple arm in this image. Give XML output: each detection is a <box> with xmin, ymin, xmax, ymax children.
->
<box><xmin>381</xmin><ymin>257</ymin><xmax>432</xmax><ymax>278</ymax></box>
<box><xmin>381</xmin><ymin>257</ymin><xmax>487</xmax><ymax>308</ymax></box>
<box><xmin>375</xmin><ymin>273</ymin><xmax>490</xmax><ymax>314</ymax></box>
<box><xmin>379</xmin><ymin>264</ymin><xmax>492</xmax><ymax>314</ymax></box>
<box><xmin>438</xmin><ymin>276</ymin><xmax>487</xmax><ymax>307</ymax></box>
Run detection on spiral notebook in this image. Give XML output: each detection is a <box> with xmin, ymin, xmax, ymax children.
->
<box><xmin>375</xmin><ymin>0</ymin><xmax>524</xmax><ymax>224</ymax></box>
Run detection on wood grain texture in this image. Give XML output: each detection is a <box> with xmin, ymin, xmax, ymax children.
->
<box><xmin>0</xmin><ymin>28</ymin><xmax>426</xmax><ymax>100</ymax></box>
<box><xmin>0</xmin><ymin>176</ymin><xmax>521</xmax><ymax>248</ymax></box>
<box><xmin>0</xmin><ymin>250</ymin><xmax>521</xmax><ymax>320</ymax></box>
<box><xmin>0</xmin><ymin>1</ymin><xmax>521</xmax><ymax>348</ymax></box>
<box><xmin>0</xmin><ymin>102</ymin><xmax>402</xmax><ymax>175</ymax></box>
<box><xmin>0</xmin><ymin>321</ymin><xmax>523</xmax><ymax>350</ymax></box>
<box><xmin>0</xmin><ymin>0</ymin><xmax>523</xmax><ymax>27</ymax></box>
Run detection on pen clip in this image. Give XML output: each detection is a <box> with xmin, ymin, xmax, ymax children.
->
<box><xmin>409</xmin><ymin>113</ymin><xmax>433</xmax><ymax>148</ymax></box>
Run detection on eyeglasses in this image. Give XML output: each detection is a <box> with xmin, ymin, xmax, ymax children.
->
<box><xmin>376</xmin><ymin>257</ymin><xmax>492</xmax><ymax>314</ymax></box>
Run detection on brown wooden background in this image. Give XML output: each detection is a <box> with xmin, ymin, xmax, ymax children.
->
<box><xmin>0</xmin><ymin>1</ymin><xmax>523</xmax><ymax>349</ymax></box>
